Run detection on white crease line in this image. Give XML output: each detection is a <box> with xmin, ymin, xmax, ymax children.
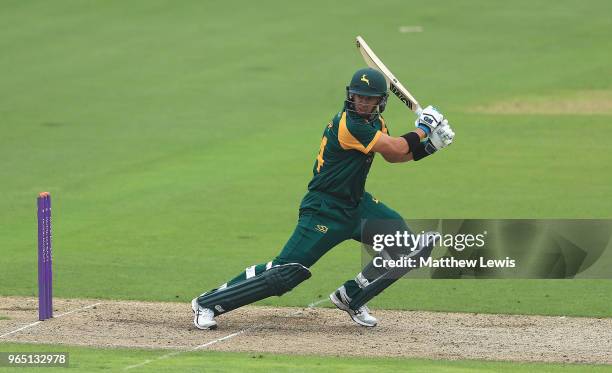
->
<box><xmin>124</xmin><ymin>359</ymin><xmax>154</xmax><ymax>370</ymax></box>
<box><xmin>0</xmin><ymin>302</ymin><xmax>102</xmax><ymax>339</ymax></box>
<box><xmin>308</xmin><ymin>298</ymin><xmax>328</xmax><ymax>308</ymax></box>
<box><xmin>124</xmin><ymin>352</ymin><xmax>180</xmax><ymax>371</ymax></box>
<box><xmin>0</xmin><ymin>321</ymin><xmax>42</xmax><ymax>338</ymax></box>
<box><xmin>193</xmin><ymin>329</ymin><xmax>250</xmax><ymax>350</ymax></box>
<box><xmin>125</xmin><ymin>327</ymin><xmax>254</xmax><ymax>370</ymax></box>
<box><xmin>125</xmin><ymin>299</ymin><xmax>324</xmax><ymax>370</ymax></box>
<box><xmin>55</xmin><ymin>302</ymin><xmax>102</xmax><ymax>318</ymax></box>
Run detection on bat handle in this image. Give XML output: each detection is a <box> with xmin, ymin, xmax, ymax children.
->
<box><xmin>415</xmin><ymin>106</ymin><xmax>423</xmax><ymax>117</ymax></box>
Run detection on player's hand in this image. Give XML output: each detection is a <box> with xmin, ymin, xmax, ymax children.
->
<box><xmin>415</xmin><ymin>105</ymin><xmax>444</xmax><ymax>136</ymax></box>
<box><xmin>428</xmin><ymin>120</ymin><xmax>455</xmax><ymax>150</ymax></box>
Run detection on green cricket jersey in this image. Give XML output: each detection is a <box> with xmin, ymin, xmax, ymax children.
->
<box><xmin>304</xmin><ymin>105</ymin><xmax>388</xmax><ymax>208</ymax></box>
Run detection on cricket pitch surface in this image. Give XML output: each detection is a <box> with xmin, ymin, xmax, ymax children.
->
<box><xmin>0</xmin><ymin>296</ymin><xmax>610</xmax><ymax>364</ymax></box>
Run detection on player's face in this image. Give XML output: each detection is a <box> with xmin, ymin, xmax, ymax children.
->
<box><xmin>352</xmin><ymin>94</ymin><xmax>381</xmax><ymax>117</ymax></box>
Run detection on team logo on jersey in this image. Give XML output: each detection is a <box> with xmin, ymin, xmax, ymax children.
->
<box><xmin>315</xmin><ymin>225</ymin><xmax>328</xmax><ymax>233</ymax></box>
<box><xmin>214</xmin><ymin>305</ymin><xmax>225</xmax><ymax>313</ymax></box>
<box><xmin>372</xmin><ymin>196</ymin><xmax>380</xmax><ymax>204</ymax></box>
<box><xmin>361</xmin><ymin>74</ymin><xmax>370</xmax><ymax>85</ymax></box>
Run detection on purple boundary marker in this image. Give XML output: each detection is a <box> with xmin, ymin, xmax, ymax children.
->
<box><xmin>42</xmin><ymin>194</ymin><xmax>48</xmax><ymax>319</ymax></box>
<box><xmin>37</xmin><ymin>192</ymin><xmax>53</xmax><ymax>320</ymax></box>
<box><xmin>46</xmin><ymin>194</ymin><xmax>53</xmax><ymax>319</ymax></box>
<box><xmin>42</xmin><ymin>195</ymin><xmax>48</xmax><ymax>319</ymax></box>
<box><xmin>37</xmin><ymin>195</ymin><xmax>44</xmax><ymax>320</ymax></box>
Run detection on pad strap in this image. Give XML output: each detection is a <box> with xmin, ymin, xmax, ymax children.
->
<box><xmin>197</xmin><ymin>263</ymin><xmax>311</xmax><ymax>316</ymax></box>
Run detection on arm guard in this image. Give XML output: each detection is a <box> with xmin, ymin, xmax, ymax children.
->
<box><xmin>401</xmin><ymin>132</ymin><xmax>437</xmax><ymax>161</ymax></box>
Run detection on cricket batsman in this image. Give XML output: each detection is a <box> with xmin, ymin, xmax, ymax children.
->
<box><xmin>192</xmin><ymin>67</ymin><xmax>455</xmax><ymax>329</ymax></box>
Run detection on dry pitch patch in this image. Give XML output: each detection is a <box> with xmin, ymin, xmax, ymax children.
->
<box><xmin>470</xmin><ymin>89</ymin><xmax>612</xmax><ymax>115</ymax></box>
<box><xmin>0</xmin><ymin>296</ymin><xmax>610</xmax><ymax>365</ymax></box>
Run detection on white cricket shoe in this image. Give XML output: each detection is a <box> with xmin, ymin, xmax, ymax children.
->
<box><xmin>191</xmin><ymin>298</ymin><xmax>217</xmax><ymax>330</ymax></box>
<box><xmin>329</xmin><ymin>286</ymin><xmax>378</xmax><ymax>327</ymax></box>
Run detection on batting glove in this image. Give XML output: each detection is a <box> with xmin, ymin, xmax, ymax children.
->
<box><xmin>429</xmin><ymin>120</ymin><xmax>455</xmax><ymax>150</ymax></box>
<box><xmin>415</xmin><ymin>105</ymin><xmax>444</xmax><ymax>136</ymax></box>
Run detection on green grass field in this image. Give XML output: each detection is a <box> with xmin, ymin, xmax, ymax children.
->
<box><xmin>1</xmin><ymin>0</ymin><xmax>611</xmax><ymax>370</ymax></box>
<box><xmin>2</xmin><ymin>343</ymin><xmax>611</xmax><ymax>372</ymax></box>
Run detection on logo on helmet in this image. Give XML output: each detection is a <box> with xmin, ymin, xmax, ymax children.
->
<box><xmin>360</xmin><ymin>74</ymin><xmax>370</xmax><ymax>86</ymax></box>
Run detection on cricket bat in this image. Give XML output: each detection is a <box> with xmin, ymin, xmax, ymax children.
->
<box><xmin>356</xmin><ymin>36</ymin><xmax>423</xmax><ymax>116</ymax></box>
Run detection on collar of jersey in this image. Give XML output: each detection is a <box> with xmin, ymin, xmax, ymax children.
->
<box><xmin>344</xmin><ymin>104</ymin><xmax>377</xmax><ymax>125</ymax></box>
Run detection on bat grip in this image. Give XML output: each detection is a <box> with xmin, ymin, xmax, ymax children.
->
<box><xmin>415</xmin><ymin>106</ymin><xmax>423</xmax><ymax>117</ymax></box>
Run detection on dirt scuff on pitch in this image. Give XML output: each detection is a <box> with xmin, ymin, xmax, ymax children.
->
<box><xmin>470</xmin><ymin>89</ymin><xmax>612</xmax><ymax>115</ymax></box>
<box><xmin>0</xmin><ymin>297</ymin><xmax>610</xmax><ymax>364</ymax></box>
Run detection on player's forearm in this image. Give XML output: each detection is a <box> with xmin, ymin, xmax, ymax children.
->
<box><xmin>387</xmin><ymin>153</ymin><xmax>413</xmax><ymax>163</ymax></box>
<box><xmin>373</xmin><ymin>129</ymin><xmax>427</xmax><ymax>163</ymax></box>
<box><xmin>414</xmin><ymin>128</ymin><xmax>427</xmax><ymax>141</ymax></box>
<box><xmin>390</xmin><ymin>129</ymin><xmax>426</xmax><ymax>162</ymax></box>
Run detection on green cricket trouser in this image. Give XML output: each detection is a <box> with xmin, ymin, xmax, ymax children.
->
<box><xmin>275</xmin><ymin>191</ymin><xmax>406</xmax><ymax>267</ymax></box>
<box><xmin>218</xmin><ymin>191</ymin><xmax>409</xmax><ymax>303</ymax></box>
